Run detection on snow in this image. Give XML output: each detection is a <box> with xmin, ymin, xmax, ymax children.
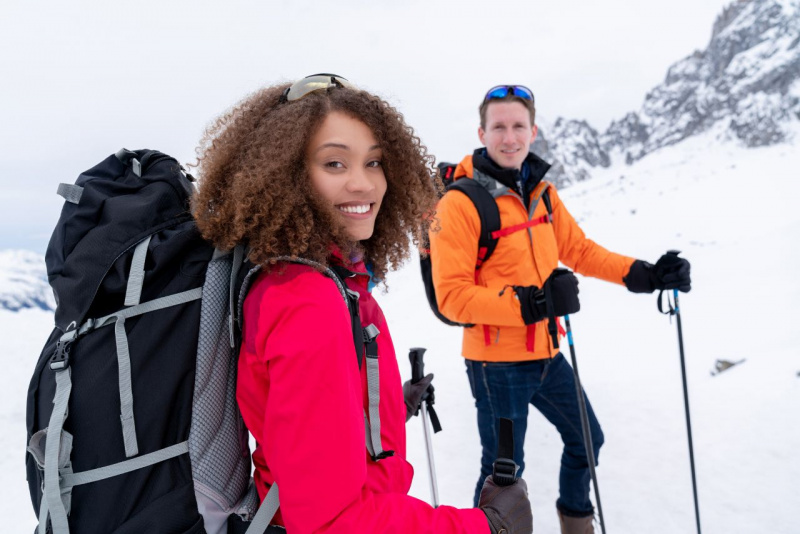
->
<box><xmin>2</xmin><ymin>129</ymin><xmax>799</xmax><ymax>532</ymax></box>
<box><xmin>0</xmin><ymin>308</ymin><xmax>54</xmax><ymax>532</ymax></box>
<box><xmin>0</xmin><ymin>250</ymin><xmax>55</xmax><ymax>312</ymax></box>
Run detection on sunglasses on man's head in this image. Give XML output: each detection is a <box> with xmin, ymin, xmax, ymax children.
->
<box><xmin>280</xmin><ymin>73</ymin><xmax>354</xmax><ymax>103</ymax></box>
<box><xmin>483</xmin><ymin>85</ymin><xmax>535</xmax><ymax>104</ymax></box>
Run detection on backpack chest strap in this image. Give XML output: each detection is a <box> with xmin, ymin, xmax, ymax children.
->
<box><xmin>490</xmin><ymin>214</ymin><xmax>551</xmax><ymax>239</ymax></box>
<box><xmin>491</xmin><ymin>182</ymin><xmax>553</xmax><ymax>240</ymax></box>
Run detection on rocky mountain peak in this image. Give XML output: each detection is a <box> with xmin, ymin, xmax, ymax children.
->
<box><xmin>535</xmin><ymin>0</ymin><xmax>800</xmax><ymax>184</ymax></box>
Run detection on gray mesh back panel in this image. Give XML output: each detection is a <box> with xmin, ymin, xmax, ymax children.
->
<box><xmin>189</xmin><ymin>255</ymin><xmax>252</xmax><ymax>513</ymax></box>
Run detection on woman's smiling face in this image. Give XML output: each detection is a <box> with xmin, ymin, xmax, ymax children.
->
<box><xmin>306</xmin><ymin>112</ymin><xmax>387</xmax><ymax>242</ymax></box>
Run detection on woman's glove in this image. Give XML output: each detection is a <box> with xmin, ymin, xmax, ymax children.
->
<box><xmin>479</xmin><ymin>476</ymin><xmax>533</xmax><ymax>534</ymax></box>
<box><xmin>402</xmin><ymin>373</ymin><xmax>434</xmax><ymax>422</ymax></box>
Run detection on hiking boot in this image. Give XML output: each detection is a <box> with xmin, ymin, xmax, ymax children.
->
<box><xmin>556</xmin><ymin>504</ymin><xmax>594</xmax><ymax>534</ymax></box>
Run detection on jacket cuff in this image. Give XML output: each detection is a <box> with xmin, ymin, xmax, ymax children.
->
<box><xmin>623</xmin><ymin>260</ymin><xmax>656</xmax><ymax>293</ymax></box>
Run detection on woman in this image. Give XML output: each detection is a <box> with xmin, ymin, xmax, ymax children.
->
<box><xmin>192</xmin><ymin>74</ymin><xmax>530</xmax><ymax>533</ymax></box>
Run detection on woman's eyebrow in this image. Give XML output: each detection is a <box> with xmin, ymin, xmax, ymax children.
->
<box><xmin>315</xmin><ymin>142</ymin><xmax>350</xmax><ymax>153</ymax></box>
<box><xmin>315</xmin><ymin>143</ymin><xmax>382</xmax><ymax>153</ymax></box>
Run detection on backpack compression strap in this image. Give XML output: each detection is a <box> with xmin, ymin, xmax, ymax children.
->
<box><xmin>40</xmin><ymin>285</ymin><xmax>203</xmax><ymax>534</ymax></box>
<box><xmin>56</xmin><ymin>183</ymin><xmax>84</xmax><ymax>204</ymax></box>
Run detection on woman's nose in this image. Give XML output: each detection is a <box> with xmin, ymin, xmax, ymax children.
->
<box><xmin>346</xmin><ymin>167</ymin><xmax>376</xmax><ymax>192</ymax></box>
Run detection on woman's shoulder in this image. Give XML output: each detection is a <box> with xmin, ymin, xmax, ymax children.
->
<box><xmin>240</xmin><ymin>261</ymin><xmax>354</xmax><ymax>357</ymax></box>
<box><xmin>247</xmin><ymin>261</ymin><xmax>349</xmax><ymax>312</ymax></box>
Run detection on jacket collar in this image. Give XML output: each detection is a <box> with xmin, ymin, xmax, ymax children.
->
<box><xmin>329</xmin><ymin>246</ymin><xmax>374</xmax><ymax>290</ymax></box>
<box><xmin>470</xmin><ymin>148</ymin><xmax>551</xmax><ymax>193</ymax></box>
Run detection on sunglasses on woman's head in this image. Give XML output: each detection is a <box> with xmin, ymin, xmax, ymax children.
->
<box><xmin>281</xmin><ymin>73</ymin><xmax>354</xmax><ymax>103</ymax></box>
<box><xmin>483</xmin><ymin>85</ymin><xmax>535</xmax><ymax>104</ymax></box>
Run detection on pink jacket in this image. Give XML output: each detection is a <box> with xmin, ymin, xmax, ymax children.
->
<box><xmin>237</xmin><ymin>259</ymin><xmax>489</xmax><ymax>533</ymax></box>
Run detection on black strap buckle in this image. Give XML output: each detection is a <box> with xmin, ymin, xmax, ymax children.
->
<box><xmin>372</xmin><ymin>450</ymin><xmax>395</xmax><ymax>461</ymax></box>
<box><xmin>493</xmin><ymin>418</ymin><xmax>519</xmax><ymax>486</ymax></box>
<box><xmin>363</xmin><ymin>324</ymin><xmax>380</xmax><ymax>360</ymax></box>
<box><xmin>50</xmin><ymin>339</ymin><xmax>73</xmax><ymax>371</ymax></box>
<box><xmin>492</xmin><ymin>457</ymin><xmax>518</xmax><ymax>487</ymax></box>
<box><xmin>362</xmin><ymin>324</ymin><xmax>380</xmax><ymax>343</ymax></box>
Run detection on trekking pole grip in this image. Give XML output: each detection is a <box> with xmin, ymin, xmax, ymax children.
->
<box><xmin>409</xmin><ymin>347</ymin><xmax>427</xmax><ymax>384</ymax></box>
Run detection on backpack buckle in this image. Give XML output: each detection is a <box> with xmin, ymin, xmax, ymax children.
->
<box><xmin>50</xmin><ymin>330</ymin><xmax>78</xmax><ymax>371</ymax></box>
<box><xmin>363</xmin><ymin>324</ymin><xmax>380</xmax><ymax>344</ymax></box>
<box><xmin>492</xmin><ymin>457</ymin><xmax>518</xmax><ymax>487</ymax></box>
<box><xmin>50</xmin><ymin>339</ymin><xmax>73</xmax><ymax>370</ymax></box>
<box><xmin>372</xmin><ymin>450</ymin><xmax>395</xmax><ymax>461</ymax></box>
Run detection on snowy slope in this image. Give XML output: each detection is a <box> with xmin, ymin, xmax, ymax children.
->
<box><xmin>0</xmin><ymin>250</ymin><xmax>55</xmax><ymax>312</ymax></box>
<box><xmin>0</xmin><ymin>308</ymin><xmax>53</xmax><ymax>533</ymax></box>
<box><xmin>2</xmin><ymin>130</ymin><xmax>798</xmax><ymax>532</ymax></box>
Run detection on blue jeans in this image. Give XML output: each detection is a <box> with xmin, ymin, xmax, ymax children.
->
<box><xmin>465</xmin><ymin>353</ymin><xmax>604</xmax><ymax>514</ymax></box>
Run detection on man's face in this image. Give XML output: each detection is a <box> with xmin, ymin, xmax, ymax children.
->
<box><xmin>478</xmin><ymin>101</ymin><xmax>538</xmax><ymax>170</ymax></box>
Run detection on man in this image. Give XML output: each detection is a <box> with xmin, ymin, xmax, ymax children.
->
<box><xmin>428</xmin><ymin>85</ymin><xmax>691</xmax><ymax>533</ymax></box>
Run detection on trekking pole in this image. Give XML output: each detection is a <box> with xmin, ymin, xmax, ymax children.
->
<box><xmin>409</xmin><ymin>347</ymin><xmax>440</xmax><ymax>507</ymax></box>
<box><xmin>669</xmin><ymin>289</ymin><xmax>702</xmax><ymax>534</ymax></box>
<box><xmin>563</xmin><ymin>315</ymin><xmax>607</xmax><ymax>534</ymax></box>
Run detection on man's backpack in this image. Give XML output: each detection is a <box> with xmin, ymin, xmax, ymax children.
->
<box><xmin>420</xmin><ymin>161</ymin><xmax>552</xmax><ymax>327</ymax></box>
<box><xmin>25</xmin><ymin>149</ymin><xmax>362</xmax><ymax>534</ymax></box>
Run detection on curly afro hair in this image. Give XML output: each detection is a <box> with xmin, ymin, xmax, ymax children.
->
<box><xmin>192</xmin><ymin>81</ymin><xmax>441</xmax><ymax>282</ymax></box>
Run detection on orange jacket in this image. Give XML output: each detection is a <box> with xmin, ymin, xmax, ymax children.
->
<box><xmin>429</xmin><ymin>153</ymin><xmax>636</xmax><ymax>361</ymax></box>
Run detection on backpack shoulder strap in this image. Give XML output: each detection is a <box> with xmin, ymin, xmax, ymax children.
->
<box><xmin>233</xmin><ymin>255</ymin><xmax>362</xmax><ymax>369</ymax></box>
<box><xmin>447</xmin><ymin>178</ymin><xmax>502</xmax><ymax>269</ymax></box>
<box><xmin>530</xmin><ymin>180</ymin><xmax>554</xmax><ymax>221</ymax></box>
<box><xmin>436</xmin><ymin>162</ymin><xmax>458</xmax><ymax>188</ymax></box>
<box><xmin>542</xmin><ymin>188</ymin><xmax>553</xmax><ymax>217</ymax></box>
<box><xmin>329</xmin><ymin>265</ymin><xmax>365</xmax><ymax>370</ymax></box>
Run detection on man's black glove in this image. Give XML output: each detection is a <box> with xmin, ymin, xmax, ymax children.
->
<box><xmin>654</xmin><ymin>250</ymin><xmax>691</xmax><ymax>292</ymax></box>
<box><xmin>479</xmin><ymin>476</ymin><xmax>533</xmax><ymax>534</ymax></box>
<box><xmin>402</xmin><ymin>373</ymin><xmax>434</xmax><ymax>422</ymax></box>
<box><xmin>624</xmin><ymin>250</ymin><xmax>691</xmax><ymax>293</ymax></box>
<box><xmin>514</xmin><ymin>268</ymin><xmax>580</xmax><ymax>325</ymax></box>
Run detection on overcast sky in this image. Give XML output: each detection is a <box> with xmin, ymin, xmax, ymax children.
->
<box><xmin>0</xmin><ymin>0</ymin><xmax>732</xmax><ymax>252</ymax></box>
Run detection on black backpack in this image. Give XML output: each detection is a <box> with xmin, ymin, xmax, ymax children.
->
<box><xmin>26</xmin><ymin>149</ymin><xmax>367</xmax><ymax>534</ymax></box>
<box><xmin>420</xmin><ymin>161</ymin><xmax>552</xmax><ymax>327</ymax></box>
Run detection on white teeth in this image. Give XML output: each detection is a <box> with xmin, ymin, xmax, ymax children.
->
<box><xmin>338</xmin><ymin>204</ymin><xmax>370</xmax><ymax>214</ymax></box>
